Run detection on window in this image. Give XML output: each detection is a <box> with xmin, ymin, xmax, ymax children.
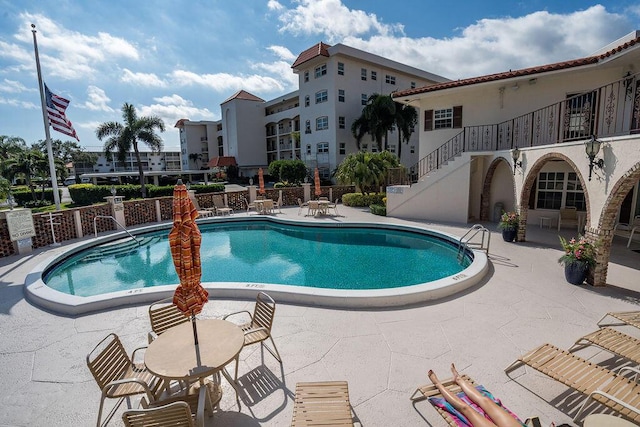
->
<box><xmin>304</xmin><ymin>95</ymin><xmax>310</xmax><ymax>107</ymax></box>
<box><xmin>338</xmin><ymin>89</ymin><xmax>345</xmax><ymax>102</ymax></box>
<box><xmin>316</xmin><ymin>116</ymin><xmax>329</xmax><ymax>130</ymax></box>
<box><xmin>305</xmin><ymin>120</ymin><xmax>311</xmax><ymax>134</ymax></box>
<box><xmin>337</xmin><ymin>62</ymin><xmax>344</xmax><ymax>75</ymax></box>
<box><xmin>338</xmin><ymin>116</ymin><xmax>345</xmax><ymax>129</ymax></box>
<box><xmin>306</xmin><ymin>144</ymin><xmax>311</xmax><ymax>155</ymax></box>
<box><xmin>424</xmin><ymin>106</ymin><xmax>463</xmax><ymax>131</ymax></box>
<box><xmin>361</xmin><ymin>68</ymin><xmax>367</xmax><ymax>81</ymax></box>
<box><xmin>304</xmin><ymin>71</ymin><xmax>309</xmax><ymax>82</ymax></box>
<box><xmin>410</xmin><ymin>145</ymin><xmax>415</xmax><ymax>154</ymax></box>
<box><xmin>411</xmin><ymin>81</ymin><xmax>416</xmax><ymax>89</ymax></box>
<box><xmin>434</xmin><ymin>108</ymin><xmax>453</xmax><ymax>129</ymax></box>
<box><xmin>317</xmin><ymin>142</ymin><xmax>329</xmax><ymax>153</ymax></box>
<box><xmin>565</xmin><ymin>172</ymin><xmax>586</xmax><ymax>210</ymax></box>
<box><xmin>389</xmin><ymin>145</ymin><xmax>396</xmax><ymax>153</ymax></box>
<box><xmin>362</xmin><ymin>143</ymin><xmax>368</xmax><ymax>151</ymax></box>
<box><xmin>536</xmin><ymin>172</ymin><xmax>567</xmax><ymax>210</ymax></box>
<box><xmin>371</xmin><ymin>71</ymin><xmax>377</xmax><ymax>80</ymax></box>
<box><xmin>314</xmin><ymin>64</ymin><xmax>327</xmax><ymax>78</ymax></box>
<box><xmin>315</xmin><ymin>90</ymin><xmax>328</xmax><ymax>104</ymax></box>
<box><xmin>385</xmin><ymin>75</ymin><xmax>396</xmax><ymax>85</ymax></box>
<box><xmin>371</xmin><ymin>145</ymin><xmax>378</xmax><ymax>153</ymax></box>
<box><xmin>361</xmin><ymin>94</ymin><xmax>368</xmax><ymax>105</ymax></box>
<box><xmin>339</xmin><ymin>142</ymin><xmax>346</xmax><ymax>155</ymax></box>
<box><xmin>278</xmin><ymin>123</ymin><xmax>284</xmax><ymax>131</ymax></box>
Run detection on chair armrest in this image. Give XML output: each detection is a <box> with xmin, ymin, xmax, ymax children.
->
<box><xmin>131</xmin><ymin>346</ymin><xmax>149</xmax><ymax>364</ymax></box>
<box><xmin>243</xmin><ymin>326</ymin><xmax>268</xmax><ymax>336</ymax></box>
<box><xmin>222</xmin><ymin>310</ymin><xmax>252</xmax><ymax>321</ymax></box>
<box><xmin>195</xmin><ymin>380</ymin><xmax>209</xmax><ymax>427</ymax></box>
<box><xmin>105</xmin><ymin>377</ymin><xmax>155</xmax><ymax>402</ymax></box>
<box><xmin>148</xmin><ymin>331</ymin><xmax>159</xmax><ymax>344</ymax></box>
<box><xmin>619</xmin><ymin>365</ymin><xmax>640</xmax><ymax>381</ymax></box>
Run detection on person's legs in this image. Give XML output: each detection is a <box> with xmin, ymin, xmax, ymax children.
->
<box><xmin>450</xmin><ymin>364</ymin><xmax>522</xmax><ymax>427</ymax></box>
<box><xmin>428</xmin><ymin>370</ymin><xmax>497</xmax><ymax>427</ymax></box>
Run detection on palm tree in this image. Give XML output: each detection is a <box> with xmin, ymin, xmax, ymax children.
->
<box><xmin>351</xmin><ymin>94</ymin><xmax>397</xmax><ymax>152</ymax></box>
<box><xmin>96</xmin><ymin>103</ymin><xmax>165</xmax><ymax>198</ymax></box>
<box><xmin>393</xmin><ymin>102</ymin><xmax>418</xmax><ymax>160</ymax></box>
<box><xmin>4</xmin><ymin>147</ymin><xmax>49</xmax><ymax>201</ymax></box>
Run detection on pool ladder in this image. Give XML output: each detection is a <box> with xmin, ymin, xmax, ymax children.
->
<box><xmin>93</xmin><ymin>215</ymin><xmax>140</xmax><ymax>244</ymax></box>
<box><xmin>457</xmin><ymin>224</ymin><xmax>490</xmax><ymax>262</ymax></box>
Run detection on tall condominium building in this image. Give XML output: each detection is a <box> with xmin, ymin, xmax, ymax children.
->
<box><xmin>177</xmin><ymin>42</ymin><xmax>449</xmax><ymax>179</ymax></box>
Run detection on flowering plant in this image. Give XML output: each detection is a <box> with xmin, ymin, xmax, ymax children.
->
<box><xmin>497</xmin><ymin>211</ymin><xmax>519</xmax><ymax>231</ymax></box>
<box><xmin>558</xmin><ymin>235</ymin><xmax>598</xmax><ymax>268</ymax></box>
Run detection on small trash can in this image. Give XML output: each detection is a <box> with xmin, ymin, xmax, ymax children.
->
<box><xmin>493</xmin><ymin>202</ymin><xmax>504</xmax><ymax>222</ymax></box>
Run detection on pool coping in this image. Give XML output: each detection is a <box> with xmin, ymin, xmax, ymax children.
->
<box><xmin>24</xmin><ymin>216</ymin><xmax>489</xmax><ymax>315</ymax></box>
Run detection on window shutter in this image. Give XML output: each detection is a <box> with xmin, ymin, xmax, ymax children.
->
<box><xmin>424</xmin><ymin>110</ymin><xmax>433</xmax><ymax>131</ymax></box>
<box><xmin>453</xmin><ymin>106</ymin><xmax>463</xmax><ymax>128</ymax></box>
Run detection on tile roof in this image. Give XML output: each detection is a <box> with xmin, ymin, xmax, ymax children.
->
<box><xmin>291</xmin><ymin>42</ymin><xmax>332</xmax><ymax>68</ymax></box>
<box><xmin>221</xmin><ymin>90</ymin><xmax>265</xmax><ymax>104</ymax></box>
<box><xmin>393</xmin><ymin>35</ymin><xmax>640</xmax><ymax>99</ymax></box>
<box><xmin>174</xmin><ymin>118</ymin><xmax>189</xmax><ymax>128</ymax></box>
<box><xmin>207</xmin><ymin>156</ymin><xmax>237</xmax><ymax>167</ymax></box>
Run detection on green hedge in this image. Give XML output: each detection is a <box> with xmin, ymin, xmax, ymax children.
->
<box><xmin>369</xmin><ymin>204</ymin><xmax>386</xmax><ymax>216</ymax></box>
<box><xmin>68</xmin><ymin>183</ymin><xmax>226</xmax><ymax>206</ymax></box>
<box><xmin>11</xmin><ymin>188</ymin><xmax>60</xmax><ymax>207</ymax></box>
<box><xmin>342</xmin><ymin>192</ymin><xmax>386</xmax><ymax>207</ymax></box>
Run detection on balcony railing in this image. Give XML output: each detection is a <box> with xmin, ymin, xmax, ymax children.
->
<box><xmin>390</xmin><ymin>72</ymin><xmax>640</xmax><ymax>185</ymax></box>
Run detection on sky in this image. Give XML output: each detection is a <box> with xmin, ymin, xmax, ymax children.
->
<box><xmin>0</xmin><ymin>0</ymin><xmax>639</xmax><ymax>152</ymax></box>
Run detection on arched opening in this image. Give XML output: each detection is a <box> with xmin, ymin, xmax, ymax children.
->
<box><xmin>480</xmin><ymin>157</ymin><xmax>514</xmax><ymax>222</ymax></box>
<box><xmin>518</xmin><ymin>153</ymin><xmax>590</xmax><ymax>243</ymax></box>
<box><xmin>591</xmin><ymin>162</ymin><xmax>640</xmax><ymax>286</ymax></box>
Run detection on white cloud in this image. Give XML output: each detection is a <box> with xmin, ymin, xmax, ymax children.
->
<box><xmin>137</xmin><ymin>94</ymin><xmax>218</xmax><ymax>131</ymax></box>
<box><xmin>0</xmin><ymin>96</ymin><xmax>39</xmax><ymax>109</ymax></box>
<box><xmin>267</xmin><ymin>0</ymin><xmax>284</xmax><ymax>12</ymax></box>
<box><xmin>0</xmin><ymin>79</ymin><xmax>34</xmax><ymax>93</ymax></box>
<box><xmin>83</xmin><ymin>86</ymin><xmax>114</xmax><ymax>112</ymax></box>
<box><xmin>267</xmin><ymin>45</ymin><xmax>297</xmax><ymax>62</ymax></box>
<box><xmin>368</xmin><ymin>7</ymin><xmax>633</xmax><ymax>78</ymax></box>
<box><xmin>12</xmin><ymin>13</ymin><xmax>139</xmax><ymax>80</ymax></box>
<box><xmin>252</xmin><ymin>60</ymin><xmax>298</xmax><ymax>90</ymax></box>
<box><xmin>170</xmin><ymin>70</ymin><xmax>285</xmax><ymax>94</ymax></box>
<box><xmin>274</xmin><ymin>0</ymin><xmax>403</xmax><ymax>42</ymax></box>
<box><xmin>121</xmin><ymin>69</ymin><xmax>166</xmax><ymax>87</ymax></box>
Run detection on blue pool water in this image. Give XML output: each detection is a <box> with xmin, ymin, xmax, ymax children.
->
<box><xmin>43</xmin><ymin>220</ymin><xmax>471</xmax><ymax>297</ymax></box>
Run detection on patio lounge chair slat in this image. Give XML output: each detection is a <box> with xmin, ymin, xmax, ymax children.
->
<box><xmin>598</xmin><ymin>311</ymin><xmax>640</xmax><ymax>329</ymax></box>
<box><xmin>571</xmin><ymin>327</ymin><xmax>640</xmax><ymax>364</ymax></box>
<box><xmin>505</xmin><ymin>343</ymin><xmax>640</xmax><ymax>423</ymax></box>
<box><xmin>291</xmin><ymin>381</ymin><xmax>353</xmax><ymax>426</ymax></box>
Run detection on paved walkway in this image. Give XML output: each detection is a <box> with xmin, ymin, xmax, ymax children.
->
<box><xmin>0</xmin><ymin>205</ymin><xmax>638</xmax><ymax>426</ymax></box>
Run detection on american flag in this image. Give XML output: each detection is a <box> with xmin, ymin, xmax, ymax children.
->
<box><xmin>45</xmin><ymin>84</ymin><xmax>79</xmax><ymax>141</ymax></box>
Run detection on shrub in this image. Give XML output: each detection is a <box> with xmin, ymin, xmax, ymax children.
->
<box><xmin>11</xmin><ymin>188</ymin><xmax>60</xmax><ymax>206</ymax></box>
<box><xmin>68</xmin><ymin>183</ymin><xmax>226</xmax><ymax>206</ymax></box>
<box><xmin>342</xmin><ymin>192</ymin><xmax>386</xmax><ymax>207</ymax></box>
<box><xmin>369</xmin><ymin>204</ymin><xmax>386</xmax><ymax>216</ymax></box>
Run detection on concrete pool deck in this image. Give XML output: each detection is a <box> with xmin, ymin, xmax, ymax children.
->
<box><xmin>0</xmin><ymin>205</ymin><xmax>639</xmax><ymax>426</ymax></box>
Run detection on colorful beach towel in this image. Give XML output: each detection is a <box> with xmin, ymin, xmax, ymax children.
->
<box><xmin>428</xmin><ymin>385</ymin><xmax>525</xmax><ymax>427</ymax></box>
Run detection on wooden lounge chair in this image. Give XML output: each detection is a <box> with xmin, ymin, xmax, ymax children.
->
<box><xmin>410</xmin><ymin>374</ymin><xmax>541</xmax><ymax>427</ymax></box>
<box><xmin>87</xmin><ymin>333</ymin><xmax>163</xmax><ymax>427</ymax></box>
<box><xmin>147</xmin><ymin>298</ymin><xmax>190</xmax><ymax>343</ymax></box>
<box><xmin>212</xmin><ymin>194</ymin><xmax>233</xmax><ymax>216</ymax></box>
<box><xmin>505</xmin><ymin>343</ymin><xmax>640</xmax><ymax>423</ymax></box>
<box><xmin>222</xmin><ymin>291</ymin><xmax>282</xmax><ymax>380</ymax></box>
<box><xmin>557</xmin><ymin>206</ymin><xmax>579</xmax><ymax>232</ymax></box>
<box><xmin>122</xmin><ymin>380</ymin><xmax>213</xmax><ymax>427</ymax></box>
<box><xmin>291</xmin><ymin>381</ymin><xmax>353</xmax><ymax>427</ymax></box>
<box><xmin>569</xmin><ymin>327</ymin><xmax>640</xmax><ymax>365</ymax></box>
<box><xmin>598</xmin><ymin>311</ymin><xmax>640</xmax><ymax>329</ymax></box>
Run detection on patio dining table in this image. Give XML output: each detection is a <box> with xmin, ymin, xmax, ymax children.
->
<box><xmin>254</xmin><ymin>199</ymin><xmax>274</xmax><ymax>214</ymax></box>
<box><xmin>145</xmin><ymin>318</ymin><xmax>244</xmax><ymax>403</ymax></box>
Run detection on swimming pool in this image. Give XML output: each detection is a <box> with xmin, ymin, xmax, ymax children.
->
<box><xmin>26</xmin><ymin>217</ymin><xmax>488</xmax><ymax>314</ymax></box>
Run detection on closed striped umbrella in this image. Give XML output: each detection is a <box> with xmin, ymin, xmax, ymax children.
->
<box><xmin>258</xmin><ymin>168</ymin><xmax>265</xmax><ymax>195</ymax></box>
<box><xmin>169</xmin><ymin>181</ymin><xmax>208</xmax><ymax>344</ymax></box>
<box><xmin>314</xmin><ymin>167</ymin><xmax>321</xmax><ymax>197</ymax></box>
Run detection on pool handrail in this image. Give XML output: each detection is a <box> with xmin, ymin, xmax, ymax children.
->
<box><xmin>93</xmin><ymin>215</ymin><xmax>140</xmax><ymax>244</ymax></box>
<box><xmin>457</xmin><ymin>224</ymin><xmax>490</xmax><ymax>261</ymax></box>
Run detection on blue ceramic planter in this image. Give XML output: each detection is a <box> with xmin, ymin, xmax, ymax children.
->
<box><xmin>564</xmin><ymin>262</ymin><xmax>589</xmax><ymax>285</ymax></box>
<box><xmin>502</xmin><ymin>229</ymin><xmax>517</xmax><ymax>242</ymax></box>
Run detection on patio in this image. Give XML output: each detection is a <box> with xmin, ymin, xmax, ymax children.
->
<box><xmin>0</xmin><ymin>205</ymin><xmax>638</xmax><ymax>426</ymax></box>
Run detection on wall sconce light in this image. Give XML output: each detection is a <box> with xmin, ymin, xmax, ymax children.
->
<box><xmin>511</xmin><ymin>147</ymin><xmax>522</xmax><ymax>175</ymax></box>
<box><xmin>585</xmin><ymin>135</ymin><xmax>604</xmax><ymax>181</ymax></box>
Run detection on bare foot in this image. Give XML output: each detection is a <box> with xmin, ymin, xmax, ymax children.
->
<box><xmin>428</xmin><ymin>369</ymin><xmax>441</xmax><ymax>385</ymax></box>
<box><xmin>450</xmin><ymin>363</ymin><xmax>461</xmax><ymax>381</ymax></box>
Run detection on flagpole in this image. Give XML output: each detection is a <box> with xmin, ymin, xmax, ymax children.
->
<box><xmin>31</xmin><ymin>24</ymin><xmax>61</xmax><ymax>211</ymax></box>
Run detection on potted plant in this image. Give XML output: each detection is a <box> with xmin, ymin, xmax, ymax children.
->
<box><xmin>558</xmin><ymin>235</ymin><xmax>598</xmax><ymax>285</ymax></box>
<box><xmin>497</xmin><ymin>211</ymin><xmax>519</xmax><ymax>242</ymax></box>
